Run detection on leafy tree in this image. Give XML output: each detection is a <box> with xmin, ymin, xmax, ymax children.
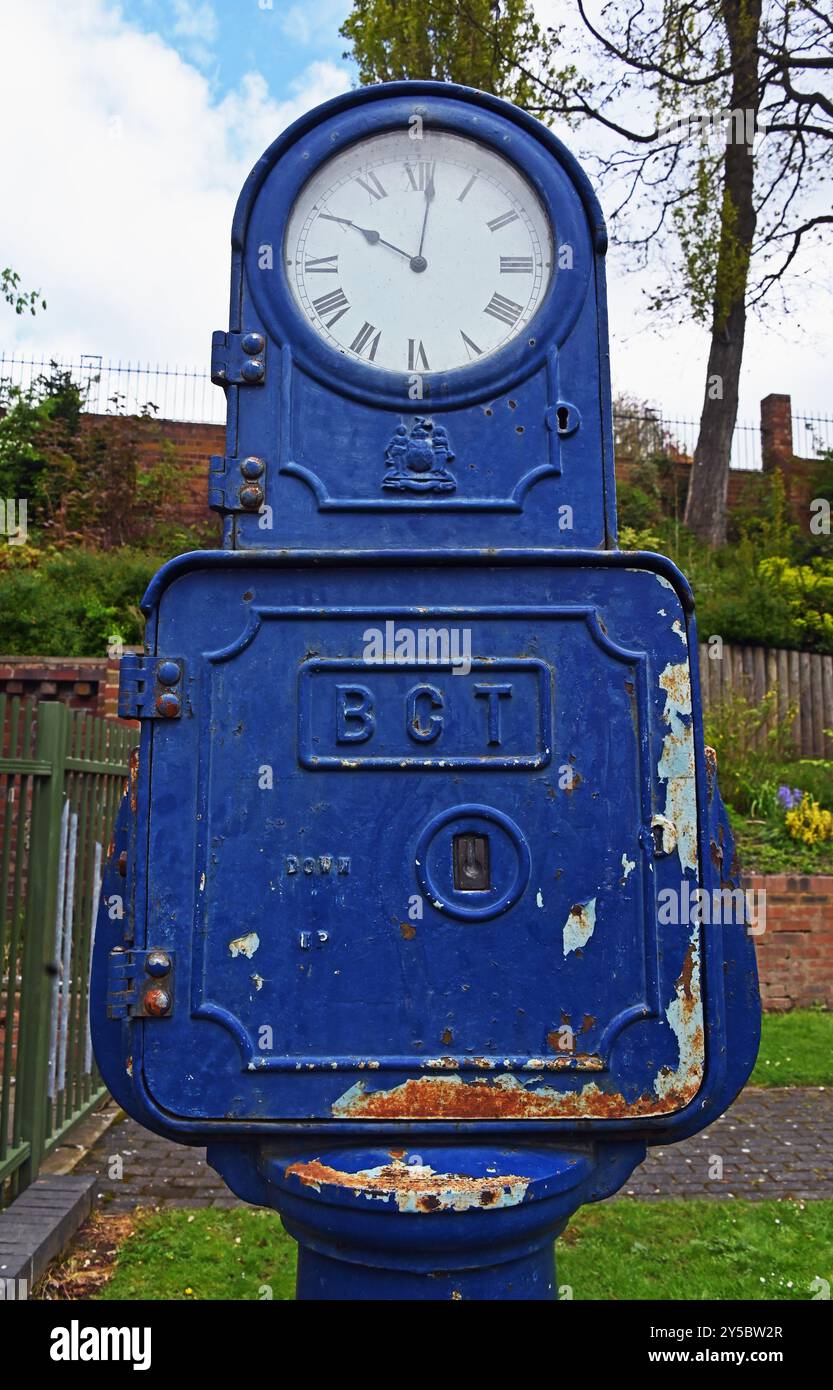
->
<box><xmin>342</xmin><ymin>1</ymin><xmax>832</xmax><ymax>545</ymax></box>
<box><xmin>1</xmin><ymin>267</ymin><xmax>46</xmax><ymax>315</ymax></box>
<box><xmin>341</xmin><ymin>0</ymin><xmax>561</xmax><ymax>104</ymax></box>
<box><xmin>0</xmin><ymin>367</ymin><xmax>214</xmax><ymax>552</ymax></box>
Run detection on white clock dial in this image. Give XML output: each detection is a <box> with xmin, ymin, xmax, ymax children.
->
<box><xmin>284</xmin><ymin>129</ymin><xmax>553</xmax><ymax>375</ymax></box>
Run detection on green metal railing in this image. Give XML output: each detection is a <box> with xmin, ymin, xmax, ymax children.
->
<box><xmin>0</xmin><ymin>699</ymin><xmax>136</xmax><ymax>1205</ymax></box>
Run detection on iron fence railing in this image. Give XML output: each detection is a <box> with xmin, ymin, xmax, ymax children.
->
<box><xmin>0</xmin><ymin>699</ymin><xmax>136</xmax><ymax>1206</ymax></box>
<box><xmin>0</xmin><ymin>349</ymin><xmax>225</xmax><ymax>425</ymax></box>
<box><xmin>5</xmin><ymin>349</ymin><xmax>831</xmax><ymax>473</ymax></box>
<box><xmin>2</xmin><ymin>349</ymin><xmax>832</xmax><ymax>472</ymax></box>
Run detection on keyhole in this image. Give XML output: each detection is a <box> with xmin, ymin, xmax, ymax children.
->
<box><xmin>453</xmin><ymin>833</ymin><xmax>490</xmax><ymax>892</ymax></box>
<box><xmin>556</xmin><ymin>405</ymin><xmax>570</xmax><ymax>433</ymax></box>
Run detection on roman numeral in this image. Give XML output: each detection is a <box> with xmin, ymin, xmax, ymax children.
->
<box><xmin>460</xmin><ymin>331</ymin><xmax>483</xmax><ymax>359</ymax></box>
<box><xmin>305</xmin><ymin>254</ymin><xmax>339</xmax><ymax>274</ymax></box>
<box><xmin>458</xmin><ymin>173</ymin><xmax>478</xmax><ymax>202</ymax></box>
<box><xmin>350</xmin><ymin>321</ymin><xmax>382</xmax><ymax>360</ymax></box>
<box><xmin>355</xmin><ymin>171</ymin><xmax>387</xmax><ymax>200</ymax></box>
<box><xmin>404</xmin><ymin>161</ymin><xmax>436</xmax><ymax>191</ymax></box>
<box><xmin>500</xmin><ymin>256</ymin><xmax>533</xmax><ymax>273</ymax></box>
<box><xmin>484</xmin><ymin>292</ymin><xmax>523</xmax><ymax>326</ymax></box>
<box><xmin>312</xmin><ymin>287</ymin><xmax>350</xmax><ymax>328</ymax></box>
<box><xmin>408</xmin><ymin>339</ymin><xmax>430</xmax><ymax>371</ymax></box>
<box><xmin>487</xmin><ymin>209</ymin><xmax>519</xmax><ymax>233</ymax></box>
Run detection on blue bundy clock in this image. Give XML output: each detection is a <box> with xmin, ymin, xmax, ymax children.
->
<box><xmin>91</xmin><ymin>81</ymin><xmax>761</xmax><ymax>1301</ymax></box>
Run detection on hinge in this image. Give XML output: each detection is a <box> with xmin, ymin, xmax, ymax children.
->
<box><xmin>118</xmin><ymin>654</ymin><xmax>185</xmax><ymax>720</ymax></box>
<box><xmin>210</xmin><ymin>329</ymin><xmax>266</xmax><ymax>387</ymax></box>
<box><xmin>208</xmin><ymin>453</ymin><xmax>266</xmax><ymax>514</ymax></box>
<box><xmin>106</xmin><ymin>948</ymin><xmax>175</xmax><ymax>1019</ymax></box>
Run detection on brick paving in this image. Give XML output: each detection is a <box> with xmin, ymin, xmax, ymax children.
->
<box><xmin>74</xmin><ymin>1086</ymin><xmax>833</xmax><ymax>1210</ymax></box>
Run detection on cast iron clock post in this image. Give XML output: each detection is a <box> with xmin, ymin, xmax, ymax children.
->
<box><xmin>92</xmin><ymin>81</ymin><xmax>760</xmax><ymax>1301</ymax></box>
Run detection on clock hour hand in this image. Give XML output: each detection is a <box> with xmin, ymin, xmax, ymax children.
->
<box><xmin>319</xmin><ymin>212</ymin><xmax>415</xmax><ymax>262</ymax></box>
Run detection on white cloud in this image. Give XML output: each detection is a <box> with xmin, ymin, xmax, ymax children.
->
<box><xmin>170</xmin><ymin>0</ymin><xmax>219</xmax><ymax>69</ymax></box>
<box><xmin>0</xmin><ymin>0</ymin><xmax>349</xmax><ymax>366</ymax></box>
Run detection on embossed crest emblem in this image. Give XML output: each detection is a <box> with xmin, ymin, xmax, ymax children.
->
<box><xmin>382</xmin><ymin>417</ymin><xmax>457</xmax><ymax>493</ymax></box>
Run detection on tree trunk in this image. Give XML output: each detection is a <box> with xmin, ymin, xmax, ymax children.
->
<box><xmin>684</xmin><ymin>0</ymin><xmax>762</xmax><ymax>546</ymax></box>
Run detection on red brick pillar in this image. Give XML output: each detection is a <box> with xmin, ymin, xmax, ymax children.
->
<box><xmin>760</xmin><ymin>394</ymin><xmax>793</xmax><ymax>474</ymax></box>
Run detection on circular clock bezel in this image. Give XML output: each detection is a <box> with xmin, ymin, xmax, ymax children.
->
<box><xmin>244</xmin><ymin>93</ymin><xmax>595</xmax><ymax>410</ymax></box>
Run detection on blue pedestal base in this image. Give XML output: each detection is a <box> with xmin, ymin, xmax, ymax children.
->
<box><xmin>208</xmin><ymin>1139</ymin><xmax>645</xmax><ymax>1301</ymax></box>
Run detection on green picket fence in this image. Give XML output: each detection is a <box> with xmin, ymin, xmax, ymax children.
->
<box><xmin>0</xmin><ymin>699</ymin><xmax>136</xmax><ymax>1206</ymax></box>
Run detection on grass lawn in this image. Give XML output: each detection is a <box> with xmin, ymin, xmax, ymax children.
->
<box><xmin>79</xmin><ymin>1199</ymin><xmax>832</xmax><ymax>1301</ymax></box>
<box><xmin>753</xmin><ymin>1008</ymin><xmax>833</xmax><ymax>1086</ymax></box>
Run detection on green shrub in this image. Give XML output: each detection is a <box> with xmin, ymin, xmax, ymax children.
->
<box><xmin>704</xmin><ymin>689</ymin><xmax>797</xmax><ymax>813</ymax></box>
<box><xmin>0</xmin><ymin>548</ymin><xmax>162</xmax><ymax>656</ymax></box>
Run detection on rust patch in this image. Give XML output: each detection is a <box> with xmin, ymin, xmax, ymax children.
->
<box><xmin>441</xmin><ymin>1027</ymin><xmax>453</xmax><ymax>1046</ymax></box>
<box><xmin>129</xmin><ymin>747</ymin><xmax>140</xmax><ymax>812</ymax></box>
<box><xmin>399</xmin><ymin>921</ymin><xmax>417</xmax><ymax>941</ymax></box>
<box><xmin>331</xmin><ymin>1070</ymin><xmax>697</xmax><ymax>1121</ymax></box>
<box><xmin>284</xmin><ymin>1157</ymin><xmax>531</xmax><ymax>1213</ymax></box>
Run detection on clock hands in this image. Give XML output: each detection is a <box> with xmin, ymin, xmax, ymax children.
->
<box><xmin>319</xmin><ymin>208</ymin><xmax>429</xmax><ymax>273</ymax></box>
<box><xmin>319</xmin><ymin>212</ymin><xmax>417</xmax><ymax>265</ymax></box>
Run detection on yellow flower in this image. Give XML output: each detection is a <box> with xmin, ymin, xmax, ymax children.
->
<box><xmin>785</xmin><ymin>796</ymin><xmax>833</xmax><ymax>844</ymax></box>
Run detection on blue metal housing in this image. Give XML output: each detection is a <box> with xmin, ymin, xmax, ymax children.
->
<box><xmin>91</xmin><ymin>81</ymin><xmax>760</xmax><ymax>1300</ymax></box>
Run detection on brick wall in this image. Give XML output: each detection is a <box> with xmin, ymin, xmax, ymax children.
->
<box><xmin>128</xmin><ymin>416</ymin><xmax>224</xmax><ymax>532</ymax></box>
<box><xmin>750</xmin><ymin>873</ymin><xmax>833</xmax><ymax>1010</ymax></box>
<box><xmin>0</xmin><ymin>652</ymin><xmax>136</xmax><ymax>722</ymax></box>
<box><xmin>80</xmin><ymin>395</ymin><xmax>815</xmax><ymax>533</ymax></box>
<box><xmin>616</xmin><ymin>392</ymin><xmax>818</xmax><ymax>526</ymax></box>
<box><xmin>0</xmin><ymin>657</ymin><xmax>109</xmax><ymax>714</ymax></box>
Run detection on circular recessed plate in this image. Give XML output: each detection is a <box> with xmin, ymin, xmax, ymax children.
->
<box><xmin>415</xmin><ymin>803</ymin><xmax>530</xmax><ymax>922</ymax></box>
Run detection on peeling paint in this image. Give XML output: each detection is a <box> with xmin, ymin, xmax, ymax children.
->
<box><xmin>621</xmin><ymin>852</ymin><xmax>636</xmax><ymax>880</ymax></box>
<box><xmin>229</xmin><ymin>931</ymin><xmax>260</xmax><ymax>959</ymax></box>
<box><xmin>654</xmin><ymin>936</ymin><xmax>704</xmax><ymax>1102</ymax></box>
<box><xmin>671</xmin><ymin>618</ymin><xmax>687</xmax><ymax>646</ymax></box>
<box><xmin>536</xmin><ymin>889</ymin><xmax>544</xmax><ymax>908</ymax></box>
<box><xmin>251</xmin><ymin>973</ymin><xmax>264</xmax><ymax>991</ymax></box>
<box><xmin>284</xmin><ymin>1157</ymin><xmax>531</xmax><ymax>1213</ymax></box>
<box><xmin>657</xmin><ymin>660</ymin><xmax>697</xmax><ymax>873</ymax></box>
<box><xmin>651</xmin><ymin>813</ymin><xmax>677</xmax><ymax>856</ymax></box>
<box><xmin>563</xmin><ymin>898</ymin><xmax>596</xmax><ymax>956</ymax></box>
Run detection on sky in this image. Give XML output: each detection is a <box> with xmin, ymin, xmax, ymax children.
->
<box><xmin>0</xmin><ymin>0</ymin><xmax>828</xmax><ymax>433</ymax></box>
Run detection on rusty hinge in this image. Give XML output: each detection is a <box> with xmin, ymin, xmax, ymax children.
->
<box><xmin>118</xmin><ymin>654</ymin><xmax>185</xmax><ymax>720</ymax></box>
<box><xmin>210</xmin><ymin>329</ymin><xmax>266</xmax><ymax>387</ymax></box>
<box><xmin>208</xmin><ymin>453</ymin><xmax>266</xmax><ymax>514</ymax></box>
<box><xmin>106</xmin><ymin>948</ymin><xmax>175</xmax><ymax>1019</ymax></box>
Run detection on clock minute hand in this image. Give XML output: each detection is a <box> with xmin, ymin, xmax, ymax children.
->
<box><xmin>416</xmin><ymin>169</ymin><xmax>436</xmax><ymax>259</ymax></box>
<box><xmin>319</xmin><ymin>212</ymin><xmax>413</xmax><ymax>261</ymax></box>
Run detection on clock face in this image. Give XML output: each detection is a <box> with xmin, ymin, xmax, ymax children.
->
<box><xmin>284</xmin><ymin>129</ymin><xmax>554</xmax><ymax>375</ymax></box>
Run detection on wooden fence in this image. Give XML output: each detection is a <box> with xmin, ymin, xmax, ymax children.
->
<box><xmin>698</xmin><ymin>642</ymin><xmax>833</xmax><ymax>758</ymax></box>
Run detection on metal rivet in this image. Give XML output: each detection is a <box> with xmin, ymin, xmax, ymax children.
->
<box><xmin>241</xmin><ymin>333</ymin><xmax>265</xmax><ymax>356</ymax></box>
<box><xmin>240</xmin><ymin>358</ymin><xmax>264</xmax><ymax>383</ymax></box>
<box><xmin>239</xmin><ymin>484</ymin><xmax>264</xmax><ymax>511</ymax></box>
<box><xmin>157</xmin><ymin>659</ymin><xmax>180</xmax><ymax>686</ymax></box>
<box><xmin>144</xmin><ymin>987</ymin><xmax>172</xmax><ymax>1017</ymax></box>
<box><xmin>146</xmin><ymin>950</ymin><xmax>171</xmax><ymax>977</ymax></box>
<box><xmin>240</xmin><ymin>456</ymin><xmax>265</xmax><ymax>480</ymax></box>
<box><xmin>156</xmin><ymin>692</ymin><xmax>181</xmax><ymax>719</ymax></box>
